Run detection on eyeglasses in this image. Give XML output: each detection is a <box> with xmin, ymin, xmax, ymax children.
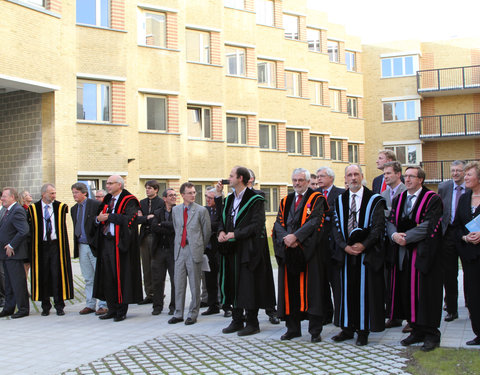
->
<box><xmin>167</xmin><ymin>194</ymin><xmax>177</xmax><ymax>198</ymax></box>
<box><xmin>404</xmin><ymin>174</ymin><xmax>419</xmax><ymax>179</ymax></box>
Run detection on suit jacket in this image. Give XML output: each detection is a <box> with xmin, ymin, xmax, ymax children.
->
<box><xmin>71</xmin><ymin>198</ymin><xmax>101</xmax><ymax>258</ymax></box>
<box><xmin>316</xmin><ymin>185</ymin><xmax>345</xmax><ymax>255</ymax></box>
<box><xmin>454</xmin><ymin>190</ymin><xmax>480</xmax><ymax>262</ymax></box>
<box><xmin>151</xmin><ymin>205</ymin><xmax>175</xmax><ymax>250</ymax></box>
<box><xmin>137</xmin><ymin>196</ymin><xmax>164</xmax><ymax>242</ymax></box>
<box><xmin>172</xmin><ymin>202</ymin><xmax>211</xmax><ymax>263</ymax></box>
<box><xmin>372</xmin><ymin>174</ymin><xmax>384</xmax><ymax>194</ymax></box>
<box><xmin>438</xmin><ymin>179</ymin><xmax>469</xmax><ymax>234</ymax></box>
<box><xmin>0</xmin><ymin>203</ymin><xmax>29</xmax><ymax>261</ymax></box>
<box><xmin>381</xmin><ymin>183</ymin><xmax>407</xmax><ymax>216</ymax></box>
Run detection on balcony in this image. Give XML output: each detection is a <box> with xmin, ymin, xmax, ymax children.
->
<box><xmin>419</xmin><ymin>113</ymin><xmax>480</xmax><ymax>139</ymax></box>
<box><xmin>417</xmin><ymin>65</ymin><xmax>480</xmax><ymax>96</ymax></box>
<box><xmin>421</xmin><ymin>159</ymin><xmax>477</xmax><ymax>184</ymax></box>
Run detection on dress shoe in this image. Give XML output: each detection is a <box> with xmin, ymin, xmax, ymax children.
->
<box><xmin>311</xmin><ymin>334</ymin><xmax>322</xmax><ymax>343</ymax></box>
<box><xmin>237</xmin><ymin>325</ymin><xmax>260</xmax><ymax>336</ymax></box>
<box><xmin>56</xmin><ymin>309</ymin><xmax>65</xmax><ymax>316</ymax></box>
<box><xmin>385</xmin><ymin>319</ymin><xmax>402</xmax><ymax>328</ymax></box>
<box><xmin>402</xmin><ymin>323</ymin><xmax>412</xmax><ymax>333</ymax></box>
<box><xmin>138</xmin><ymin>297</ymin><xmax>153</xmax><ymax>305</ymax></box>
<box><xmin>421</xmin><ymin>341</ymin><xmax>439</xmax><ymax>352</ymax></box>
<box><xmin>201</xmin><ymin>306</ymin><xmax>220</xmax><ymax>316</ymax></box>
<box><xmin>11</xmin><ymin>311</ymin><xmax>29</xmax><ymax>319</ymax></box>
<box><xmin>152</xmin><ymin>307</ymin><xmax>162</xmax><ymax>316</ymax></box>
<box><xmin>356</xmin><ymin>334</ymin><xmax>368</xmax><ymax>346</ymax></box>
<box><xmin>41</xmin><ymin>310</ymin><xmax>50</xmax><ymax>316</ymax></box>
<box><xmin>95</xmin><ymin>308</ymin><xmax>108</xmax><ymax>315</ymax></box>
<box><xmin>281</xmin><ymin>331</ymin><xmax>301</xmax><ymax>340</ymax></box>
<box><xmin>79</xmin><ymin>307</ymin><xmax>95</xmax><ymax>315</ymax></box>
<box><xmin>168</xmin><ymin>307</ymin><xmax>175</xmax><ymax>315</ymax></box>
<box><xmin>331</xmin><ymin>331</ymin><xmax>354</xmax><ymax>342</ymax></box>
<box><xmin>0</xmin><ymin>310</ymin><xmax>14</xmax><ymax>317</ymax></box>
<box><xmin>185</xmin><ymin>317</ymin><xmax>196</xmax><ymax>325</ymax></box>
<box><xmin>200</xmin><ymin>302</ymin><xmax>208</xmax><ymax>308</ymax></box>
<box><xmin>99</xmin><ymin>312</ymin><xmax>116</xmax><ymax>320</ymax></box>
<box><xmin>466</xmin><ymin>337</ymin><xmax>480</xmax><ymax>345</ymax></box>
<box><xmin>223</xmin><ymin>310</ymin><xmax>232</xmax><ymax>318</ymax></box>
<box><xmin>444</xmin><ymin>312</ymin><xmax>458</xmax><ymax>322</ymax></box>
<box><xmin>114</xmin><ymin>315</ymin><xmax>126</xmax><ymax>322</ymax></box>
<box><xmin>168</xmin><ymin>317</ymin><xmax>184</xmax><ymax>324</ymax></box>
<box><xmin>401</xmin><ymin>333</ymin><xmax>424</xmax><ymax>346</ymax></box>
<box><xmin>222</xmin><ymin>321</ymin><xmax>244</xmax><ymax>333</ymax></box>
<box><xmin>268</xmin><ymin>315</ymin><xmax>280</xmax><ymax>325</ymax></box>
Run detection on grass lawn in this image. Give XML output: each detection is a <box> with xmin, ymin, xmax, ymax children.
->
<box><xmin>406</xmin><ymin>347</ymin><xmax>480</xmax><ymax>375</ymax></box>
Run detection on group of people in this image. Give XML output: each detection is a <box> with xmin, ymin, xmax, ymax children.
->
<box><xmin>1</xmin><ymin>153</ymin><xmax>480</xmax><ymax>352</ymax></box>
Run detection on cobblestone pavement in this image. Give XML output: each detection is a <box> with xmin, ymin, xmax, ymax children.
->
<box><xmin>63</xmin><ymin>334</ymin><xmax>408</xmax><ymax>375</ymax></box>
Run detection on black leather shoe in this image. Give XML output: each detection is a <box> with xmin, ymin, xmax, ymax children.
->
<box><xmin>56</xmin><ymin>309</ymin><xmax>65</xmax><ymax>316</ymax></box>
<box><xmin>281</xmin><ymin>331</ymin><xmax>301</xmax><ymax>340</ymax></box>
<box><xmin>114</xmin><ymin>315</ymin><xmax>126</xmax><ymax>322</ymax></box>
<box><xmin>185</xmin><ymin>317</ymin><xmax>196</xmax><ymax>325</ymax></box>
<box><xmin>99</xmin><ymin>312</ymin><xmax>116</xmax><ymax>320</ymax></box>
<box><xmin>331</xmin><ymin>331</ymin><xmax>354</xmax><ymax>342</ymax></box>
<box><xmin>444</xmin><ymin>312</ymin><xmax>458</xmax><ymax>322</ymax></box>
<box><xmin>201</xmin><ymin>306</ymin><xmax>220</xmax><ymax>316</ymax></box>
<box><xmin>385</xmin><ymin>319</ymin><xmax>402</xmax><ymax>328</ymax></box>
<box><xmin>0</xmin><ymin>310</ymin><xmax>14</xmax><ymax>317</ymax></box>
<box><xmin>200</xmin><ymin>302</ymin><xmax>208</xmax><ymax>308</ymax></box>
<box><xmin>41</xmin><ymin>310</ymin><xmax>50</xmax><ymax>316</ymax></box>
<box><xmin>222</xmin><ymin>321</ymin><xmax>244</xmax><ymax>333</ymax></box>
<box><xmin>311</xmin><ymin>334</ymin><xmax>322</xmax><ymax>343</ymax></box>
<box><xmin>401</xmin><ymin>334</ymin><xmax>424</xmax><ymax>346</ymax></box>
<box><xmin>152</xmin><ymin>307</ymin><xmax>162</xmax><ymax>315</ymax></box>
<box><xmin>466</xmin><ymin>337</ymin><xmax>480</xmax><ymax>345</ymax></box>
<box><xmin>421</xmin><ymin>341</ymin><xmax>439</xmax><ymax>352</ymax></box>
<box><xmin>223</xmin><ymin>310</ymin><xmax>232</xmax><ymax>318</ymax></box>
<box><xmin>356</xmin><ymin>334</ymin><xmax>368</xmax><ymax>346</ymax></box>
<box><xmin>168</xmin><ymin>317</ymin><xmax>184</xmax><ymax>324</ymax></box>
<box><xmin>138</xmin><ymin>297</ymin><xmax>153</xmax><ymax>305</ymax></box>
<box><xmin>11</xmin><ymin>311</ymin><xmax>29</xmax><ymax>319</ymax></box>
<box><xmin>269</xmin><ymin>315</ymin><xmax>280</xmax><ymax>324</ymax></box>
<box><xmin>402</xmin><ymin>323</ymin><xmax>412</xmax><ymax>333</ymax></box>
<box><xmin>237</xmin><ymin>325</ymin><xmax>260</xmax><ymax>336</ymax></box>
<box><xmin>168</xmin><ymin>307</ymin><xmax>175</xmax><ymax>315</ymax></box>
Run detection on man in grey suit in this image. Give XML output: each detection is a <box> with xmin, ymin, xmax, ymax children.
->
<box><xmin>438</xmin><ymin>160</ymin><xmax>467</xmax><ymax>322</ymax></box>
<box><xmin>0</xmin><ymin>187</ymin><xmax>30</xmax><ymax>318</ymax></box>
<box><xmin>168</xmin><ymin>182</ymin><xmax>211</xmax><ymax>325</ymax></box>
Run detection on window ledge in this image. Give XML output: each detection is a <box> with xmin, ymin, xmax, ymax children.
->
<box><xmin>77</xmin><ymin>121</ymin><xmax>128</xmax><ymax>126</ymax></box>
<box><xmin>382</xmin><ymin>120</ymin><xmax>417</xmax><ymax>124</ymax></box>
<box><xmin>139</xmin><ymin>130</ymin><xmax>181</xmax><ymax>135</ymax></box>
<box><xmin>311</xmin><ymin>157</ymin><xmax>326</xmax><ymax>160</ymax></box>
<box><xmin>259</xmin><ymin>86</ymin><xmax>285</xmax><ymax>91</ymax></box>
<box><xmin>347</xmin><ymin>70</ymin><xmax>362</xmax><ymax>74</ymax></box>
<box><xmin>224</xmin><ymin>6</ymin><xmax>255</xmax><ymax>14</ymax></box>
<box><xmin>286</xmin><ymin>95</ymin><xmax>309</xmax><ymax>100</ymax></box>
<box><xmin>76</xmin><ymin>23</ymin><xmax>127</xmax><ymax>33</ymax></box>
<box><xmin>256</xmin><ymin>23</ymin><xmax>282</xmax><ymax>29</ymax></box>
<box><xmin>225</xmin><ymin>75</ymin><xmax>257</xmax><ymax>80</ymax></box>
<box><xmin>227</xmin><ymin>144</ymin><xmax>260</xmax><ymax>148</ymax></box>
<box><xmin>348</xmin><ymin>116</ymin><xmax>363</xmax><ymax>120</ymax></box>
<box><xmin>332</xmin><ymin>160</ymin><xmax>348</xmax><ymax>163</ymax></box>
<box><xmin>381</xmin><ymin>75</ymin><xmax>416</xmax><ymax>79</ymax></box>
<box><xmin>284</xmin><ymin>38</ymin><xmax>306</xmax><ymax>43</ymax></box>
<box><xmin>310</xmin><ymin>103</ymin><xmax>329</xmax><ymax>107</ymax></box>
<box><xmin>260</xmin><ymin>149</ymin><xmax>287</xmax><ymax>153</ymax></box>
<box><xmin>7</xmin><ymin>0</ymin><xmax>61</xmax><ymax>18</ymax></box>
<box><xmin>287</xmin><ymin>153</ymin><xmax>311</xmax><ymax>157</ymax></box>
<box><xmin>138</xmin><ymin>45</ymin><xmax>181</xmax><ymax>52</ymax></box>
<box><xmin>187</xmin><ymin>61</ymin><xmax>223</xmax><ymax>68</ymax></box>
<box><xmin>188</xmin><ymin>137</ymin><xmax>224</xmax><ymax>142</ymax></box>
<box><xmin>308</xmin><ymin>50</ymin><xmax>326</xmax><ymax>54</ymax></box>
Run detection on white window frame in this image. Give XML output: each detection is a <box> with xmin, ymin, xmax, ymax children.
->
<box><xmin>25</xmin><ymin>0</ymin><xmax>45</xmax><ymax>7</ymax></box>
<box><xmin>227</xmin><ymin>116</ymin><xmax>247</xmax><ymax>145</ymax></box>
<box><xmin>307</xmin><ymin>28</ymin><xmax>321</xmax><ymax>52</ymax></box>
<box><xmin>261</xmin><ymin>186</ymin><xmax>280</xmax><ymax>213</ymax></box>
<box><xmin>259</xmin><ymin>123</ymin><xmax>277</xmax><ymax>150</ymax></box>
<box><xmin>347</xmin><ymin>97</ymin><xmax>358</xmax><ymax>118</ymax></box>
<box><xmin>77</xmin><ymin>80</ymin><xmax>111</xmax><ymax>122</ymax></box>
<box><xmin>258</xmin><ymin>60</ymin><xmax>276</xmax><ymax>88</ymax></box>
<box><xmin>193</xmin><ymin>182</ymin><xmax>217</xmax><ymax>206</ymax></box>
<box><xmin>187</xmin><ymin>106</ymin><xmax>211</xmax><ymax>139</ymax></box>
<box><xmin>146</xmin><ymin>96</ymin><xmax>167</xmax><ymax>131</ymax></box>
<box><xmin>330</xmin><ymin>139</ymin><xmax>343</xmax><ymax>161</ymax></box>
<box><xmin>330</xmin><ymin>89</ymin><xmax>341</xmax><ymax>112</ymax></box>
<box><xmin>348</xmin><ymin>144</ymin><xmax>359</xmax><ymax>163</ymax></box>
<box><xmin>327</xmin><ymin>40</ymin><xmax>339</xmax><ymax>63</ymax></box>
<box><xmin>346</xmin><ymin>51</ymin><xmax>356</xmax><ymax>72</ymax></box>
<box><xmin>256</xmin><ymin>0</ymin><xmax>274</xmax><ymax>26</ymax></box>
<box><xmin>384</xmin><ymin>144</ymin><xmax>421</xmax><ymax>165</ymax></box>
<box><xmin>226</xmin><ymin>47</ymin><xmax>246</xmax><ymax>76</ymax></box>
<box><xmin>224</xmin><ymin>0</ymin><xmax>244</xmax><ymax>10</ymax></box>
<box><xmin>381</xmin><ymin>55</ymin><xmax>419</xmax><ymax>78</ymax></box>
<box><xmin>76</xmin><ymin>0</ymin><xmax>110</xmax><ymax>27</ymax></box>
<box><xmin>286</xmin><ymin>129</ymin><xmax>302</xmax><ymax>154</ymax></box>
<box><xmin>310</xmin><ymin>135</ymin><xmax>324</xmax><ymax>158</ymax></box>
<box><xmin>186</xmin><ymin>29</ymin><xmax>210</xmax><ymax>64</ymax></box>
<box><xmin>382</xmin><ymin>100</ymin><xmax>420</xmax><ymax>122</ymax></box>
<box><xmin>310</xmin><ymin>81</ymin><xmax>324</xmax><ymax>105</ymax></box>
<box><xmin>283</xmin><ymin>14</ymin><xmax>299</xmax><ymax>40</ymax></box>
<box><xmin>138</xmin><ymin>11</ymin><xmax>166</xmax><ymax>48</ymax></box>
<box><xmin>285</xmin><ymin>71</ymin><xmax>301</xmax><ymax>97</ymax></box>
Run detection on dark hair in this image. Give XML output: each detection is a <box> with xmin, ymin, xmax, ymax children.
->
<box><xmin>145</xmin><ymin>180</ymin><xmax>160</xmax><ymax>191</ymax></box>
<box><xmin>71</xmin><ymin>182</ymin><xmax>88</xmax><ymax>195</ymax></box>
<box><xmin>405</xmin><ymin>166</ymin><xmax>426</xmax><ymax>184</ymax></box>
<box><xmin>180</xmin><ymin>182</ymin><xmax>195</xmax><ymax>194</ymax></box>
<box><xmin>383</xmin><ymin>161</ymin><xmax>402</xmax><ymax>174</ymax></box>
<box><xmin>162</xmin><ymin>188</ymin><xmax>175</xmax><ymax>197</ymax></box>
<box><xmin>235</xmin><ymin>167</ymin><xmax>251</xmax><ymax>186</ymax></box>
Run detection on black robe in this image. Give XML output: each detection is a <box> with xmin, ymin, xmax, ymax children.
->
<box><xmin>217</xmin><ymin>187</ymin><xmax>276</xmax><ymax>310</ymax></box>
<box><xmin>332</xmin><ymin>187</ymin><xmax>386</xmax><ymax>332</ymax></box>
<box><xmin>273</xmin><ymin>188</ymin><xmax>327</xmax><ymax>319</ymax></box>
<box><xmin>93</xmin><ymin>189</ymin><xmax>143</xmax><ymax>304</ymax></box>
<box><xmin>387</xmin><ymin>187</ymin><xmax>443</xmax><ymax>328</ymax></box>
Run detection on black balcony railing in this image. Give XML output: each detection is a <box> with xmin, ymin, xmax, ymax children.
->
<box><xmin>419</xmin><ymin>113</ymin><xmax>480</xmax><ymax>138</ymax></box>
<box><xmin>417</xmin><ymin>65</ymin><xmax>480</xmax><ymax>93</ymax></box>
<box><xmin>420</xmin><ymin>159</ymin><xmax>477</xmax><ymax>183</ymax></box>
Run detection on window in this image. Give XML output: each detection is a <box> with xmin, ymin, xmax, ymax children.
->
<box><xmin>261</xmin><ymin>186</ymin><xmax>279</xmax><ymax>213</ymax></box>
<box><xmin>76</xmin><ymin>0</ymin><xmax>110</xmax><ymax>27</ymax></box>
<box><xmin>226</xmin><ymin>47</ymin><xmax>245</xmax><ymax>76</ymax></box>
<box><xmin>259</xmin><ymin>123</ymin><xmax>277</xmax><ymax>150</ymax></box>
<box><xmin>225</xmin><ymin>0</ymin><xmax>244</xmax><ymax>9</ymax></box>
<box><xmin>77</xmin><ymin>80</ymin><xmax>110</xmax><ymax>122</ymax></box>
<box><xmin>327</xmin><ymin>40</ymin><xmax>339</xmax><ymax>62</ymax></box>
<box><xmin>383</xmin><ymin>100</ymin><xmax>417</xmax><ymax>122</ymax></box>
<box><xmin>139</xmin><ymin>12</ymin><xmax>166</xmax><ymax>48</ymax></box>
<box><xmin>310</xmin><ymin>135</ymin><xmax>324</xmax><ymax>158</ymax></box>
<box><xmin>77</xmin><ymin>177</ymin><xmax>109</xmax><ymax>196</ymax></box>
<box><xmin>285</xmin><ymin>71</ymin><xmax>301</xmax><ymax>97</ymax></box>
<box><xmin>330</xmin><ymin>139</ymin><xmax>342</xmax><ymax>161</ymax></box>
<box><xmin>227</xmin><ymin>116</ymin><xmax>247</xmax><ymax>144</ymax></box>
<box><xmin>25</xmin><ymin>0</ymin><xmax>44</xmax><ymax>6</ymax></box>
<box><xmin>348</xmin><ymin>144</ymin><xmax>359</xmax><ymax>163</ymax></box>
<box><xmin>258</xmin><ymin>60</ymin><xmax>276</xmax><ymax>87</ymax></box>
<box><xmin>140</xmin><ymin>179</ymin><xmax>167</xmax><ymax>197</ymax></box>
<box><xmin>186</xmin><ymin>29</ymin><xmax>210</xmax><ymax>63</ymax></box>
<box><xmin>381</xmin><ymin>55</ymin><xmax>417</xmax><ymax>78</ymax></box>
<box><xmin>330</xmin><ymin>89</ymin><xmax>341</xmax><ymax>112</ymax></box>
<box><xmin>347</xmin><ymin>97</ymin><xmax>358</xmax><ymax>117</ymax></box>
<box><xmin>286</xmin><ymin>130</ymin><xmax>302</xmax><ymax>154</ymax></box>
<box><xmin>193</xmin><ymin>182</ymin><xmax>216</xmax><ymax>205</ymax></box>
<box><xmin>310</xmin><ymin>81</ymin><xmax>324</xmax><ymax>105</ymax></box>
<box><xmin>256</xmin><ymin>0</ymin><xmax>274</xmax><ymax>26</ymax></box>
<box><xmin>346</xmin><ymin>51</ymin><xmax>356</xmax><ymax>71</ymax></box>
<box><xmin>385</xmin><ymin>145</ymin><xmax>419</xmax><ymax>165</ymax></box>
<box><xmin>146</xmin><ymin>97</ymin><xmax>167</xmax><ymax>131</ymax></box>
<box><xmin>283</xmin><ymin>15</ymin><xmax>299</xmax><ymax>40</ymax></box>
<box><xmin>187</xmin><ymin>106</ymin><xmax>211</xmax><ymax>138</ymax></box>
<box><xmin>307</xmin><ymin>29</ymin><xmax>321</xmax><ymax>52</ymax></box>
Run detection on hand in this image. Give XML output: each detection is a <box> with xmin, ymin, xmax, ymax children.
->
<box><xmin>351</xmin><ymin>242</ymin><xmax>365</xmax><ymax>253</ymax></box>
<box><xmin>147</xmin><ymin>214</ymin><xmax>154</xmax><ymax>220</ymax></box>
<box><xmin>215</xmin><ymin>181</ymin><xmax>223</xmax><ymax>197</ymax></box>
<box><xmin>97</xmin><ymin>213</ymin><xmax>109</xmax><ymax>222</ymax></box>
<box><xmin>137</xmin><ymin>210</ymin><xmax>143</xmax><ymax>217</ymax></box>
<box><xmin>5</xmin><ymin>245</ymin><xmax>14</xmax><ymax>257</ymax></box>
<box><xmin>224</xmin><ymin>232</ymin><xmax>235</xmax><ymax>241</ymax></box>
<box><xmin>218</xmin><ymin>231</ymin><xmax>227</xmax><ymax>243</ymax></box>
<box><xmin>467</xmin><ymin>231</ymin><xmax>480</xmax><ymax>244</ymax></box>
<box><xmin>344</xmin><ymin>245</ymin><xmax>359</xmax><ymax>256</ymax></box>
<box><xmin>393</xmin><ymin>232</ymin><xmax>407</xmax><ymax>246</ymax></box>
<box><xmin>283</xmin><ymin>234</ymin><xmax>298</xmax><ymax>248</ymax></box>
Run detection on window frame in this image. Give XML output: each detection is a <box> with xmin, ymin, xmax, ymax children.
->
<box><xmin>327</xmin><ymin>40</ymin><xmax>339</xmax><ymax>63</ymax></box>
<box><xmin>226</xmin><ymin>46</ymin><xmax>246</xmax><ymax>76</ymax></box>
<box><xmin>187</xmin><ymin>106</ymin><xmax>212</xmax><ymax>139</ymax></box>
<box><xmin>345</xmin><ymin>51</ymin><xmax>356</xmax><ymax>72</ymax></box>
<box><xmin>256</xmin><ymin>0</ymin><xmax>274</xmax><ymax>26</ymax></box>
<box><xmin>224</xmin><ymin>0</ymin><xmax>244</xmax><ymax>9</ymax></box>
<box><xmin>309</xmin><ymin>81</ymin><xmax>324</xmax><ymax>105</ymax></box>
<box><xmin>261</xmin><ymin>186</ymin><xmax>280</xmax><ymax>213</ymax></box>
<box><xmin>285</xmin><ymin>71</ymin><xmax>301</xmax><ymax>97</ymax></box>
<box><xmin>348</xmin><ymin>144</ymin><xmax>359</xmax><ymax>163</ymax></box>
<box><xmin>146</xmin><ymin>95</ymin><xmax>167</xmax><ymax>131</ymax></box>
<box><xmin>186</xmin><ymin>29</ymin><xmax>211</xmax><ymax>64</ymax></box>
<box><xmin>77</xmin><ymin>80</ymin><xmax>111</xmax><ymax>123</ymax></box>
<box><xmin>283</xmin><ymin>14</ymin><xmax>299</xmax><ymax>40</ymax></box>
<box><xmin>329</xmin><ymin>89</ymin><xmax>341</xmax><ymax>112</ymax></box>
<box><xmin>330</xmin><ymin>139</ymin><xmax>343</xmax><ymax>161</ymax></box>
<box><xmin>257</xmin><ymin>60</ymin><xmax>276</xmax><ymax>88</ymax></box>
<box><xmin>138</xmin><ymin>11</ymin><xmax>167</xmax><ymax>48</ymax></box>
<box><xmin>307</xmin><ymin>28</ymin><xmax>321</xmax><ymax>52</ymax></box>
<box><xmin>381</xmin><ymin>55</ymin><xmax>418</xmax><ymax>78</ymax></box>
<box><xmin>226</xmin><ymin>115</ymin><xmax>247</xmax><ymax>145</ymax></box>
<box><xmin>286</xmin><ymin>129</ymin><xmax>302</xmax><ymax>154</ymax></box>
<box><xmin>259</xmin><ymin>123</ymin><xmax>278</xmax><ymax>150</ymax></box>
<box><xmin>76</xmin><ymin>0</ymin><xmax>110</xmax><ymax>28</ymax></box>
<box><xmin>382</xmin><ymin>100</ymin><xmax>418</xmax><ymax>122</ymax></box>
<box><xmin>347</xmin><ymin>97</ymin><xmax>358</xmax><ymax>118</ymax></box>
<box><xmin>384</xmin><ymin>144</ymin><xmax>421</xmax><ymax>165</ymax></box>
<box><xmin>310</xmin><ymin>135</ymin><xmax>324</xmax><ymax>158</ymax></box>
<box><xmin>193</xmin><ymin>182</ymin><xmax>217</xmax><ymax>206</ymax></box>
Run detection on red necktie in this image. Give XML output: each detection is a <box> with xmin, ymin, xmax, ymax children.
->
<box><xmin>180</xmin><ymin>206</ymin><xmax>188</xmax><ymax>247</ymax></box>
<box><xmin>323</xmin><ymin>190</ymin><xmax>328</xmax><ymax>199</ymax></box>
<box><xmin>381</xmin><ymin>179</ymin><xmax>387</xmax><ymax>193</ymax></box>
<box><xmin>295</xmin><ymin>194</ymin><xmax>303</xmax><ymax>211</ymax></box>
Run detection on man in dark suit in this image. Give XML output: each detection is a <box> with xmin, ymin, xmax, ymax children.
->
<box><xmin>438</xmin><ymin>160</ymin><xmax>467</xmax><ymax>322</ymax></box>
<box><xmin>315</xmin><ymin>166</ymin><xmax>345</xmax><ymax>326</ymax></box>
<box><xmin>71</xmin><ymin>182</ymin><xmax>107</xmax><ymax>315</ymax></box>
<box><xmin>0</xmin><ymin>188</ymin><xmax>29</xmax><ymax>318</ymax></box>
<box><xmin>0</xmin><ymin>205</ymin><xmax>6</xmax><ymax>308</ymax></box>
<box><xmin>372</xmin><ymin>150</ymin><xmax>397</xmax><ymax>194</ymax></box>
<box><xmin>137</xmin><ymin>180</ymin><xmax>164</xmax><ymax>305</ymax></box>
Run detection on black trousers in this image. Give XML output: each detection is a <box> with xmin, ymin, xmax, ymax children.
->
<box><xmin>40</xmin><ymin>240</ymin><xmax>65</xmax><ymax>312</ymax></box>
<box><xmin>441</xmin><ymin>227</ymin><xmax>459</xmax><ymax>314</ymax></box>
<box><xmin>151</xmin><ymin>247</ymin><xmax>175</xmax><ymax>310</ymax></box>
<box><xmin>462</xmin><ymin>256</ymin><xmax>480</xmax><ymax>338</ymax></box>
<box><xmin>204</xmin><ymin>249</ymin><xmax>219</xmax><ymax>307</ymax></box>
<box><xmin>233</xmin><ymin>307</ymin><xmax>259</xmax><ymax>327</ymax></box>
<box><xmin>2</xmin><ymin>259</ymin><xmax>29</xmax><ymax>314</ymax></box>
<box><xmin>100</xmin><ymin>236</ymin><xmax>128</xmax><ymax>317</ymax></box>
